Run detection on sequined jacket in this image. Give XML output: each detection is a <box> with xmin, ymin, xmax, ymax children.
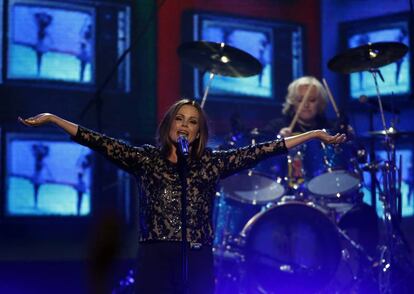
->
<box><xmin>73</xmin><ymin>126</ymin><xmax>287</xmax><ymax>245</ymax></box>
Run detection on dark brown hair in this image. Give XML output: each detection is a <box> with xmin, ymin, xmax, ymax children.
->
<box><xmin>157</xmin><ymin>99</ymin><xmax>209</xmax><ymax>158</ymax></box>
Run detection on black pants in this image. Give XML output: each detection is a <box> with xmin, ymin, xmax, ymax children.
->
<box><xmin>134</xmin><ymin>241</ymin><xmax>214</xmax><ymax>294</ymax></box>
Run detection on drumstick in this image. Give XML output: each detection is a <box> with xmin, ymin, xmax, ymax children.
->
<box><xmin>322</xmin><ymin>78</ymin><xmax>340</xmax><ymax>118</ymax></box>
<box><xmin>288</xmin><ymin>80</ymin><xmax>314</xmax><ymax>131</ymax></box>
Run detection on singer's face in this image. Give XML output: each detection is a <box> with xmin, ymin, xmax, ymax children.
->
<box><xmin>169</xmin><ymin>104</ymin><xmax>200</xmax><ymax>145</ymax></box>
<box><xmin>293</xmin><ymin>85</ymin><xmax>320</xmax><ymax>123</ymax></box>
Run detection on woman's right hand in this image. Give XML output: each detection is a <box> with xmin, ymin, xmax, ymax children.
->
<box><xmin>18</xmin><ymin>113</ymin><xmax>55</xmax><ymax>127</ymax></box>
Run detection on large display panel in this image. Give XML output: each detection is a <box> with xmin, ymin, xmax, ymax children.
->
<box><xmin>7</xmin><ymin>0</ymin><xmax>95</xmax><ymax>83</ymax></box>
<box><xmin>5</xmin><ymin>132</ymin><xmax>94</xmax><ymax>216</ymax></box>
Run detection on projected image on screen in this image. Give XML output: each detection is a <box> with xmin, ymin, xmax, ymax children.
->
<box><xmin>348</xmin><ymin>22</ymin><xmax>410</xmax><ymax>99</ymax></box>
<box><xmin>8</xmin><ymin>2</ymin><xmax>94</xmax><ymax>83</ymax></box>
<box><xmin>199</xmin><ymin>18</ymin><xmax>273</xmax><ymax>98</ymax></box>
<box><xmin>6</xmin><ymin>134</ymin><xmax>93</xmax><ymax>216</ymax></box>
<box><xmin>362</xmin><ymin>149</ymin><xmax>414</xmax><ymax>218</ymax></box>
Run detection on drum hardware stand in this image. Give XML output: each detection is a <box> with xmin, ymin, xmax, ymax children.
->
<box><xmin>337</xmin><ymin>227</ymin><xmax>375</xmax><ymax>263</ymax></box>
<box><xmin>349</xmin><ymin>66</ymin><xmax>400</xmax><ymax>294</ymax></box>
<box><xmin>368</xmin><ymin>68</ymin><xmax>414</xmax><ymax>294</ymax></box>
<box><xmin>336</xmin><ymin>227</ymin><xmax>378</xmax><ymax>293</ymax></box>
<box><xmin>341</xmin><ymin>66</ymin><xmax>410</xmax><ymax>294</ymax></box>
<box><xmin>360</xmin><ymin>100</ymin><xmax>378</xmax><ymax>210</ymax></box>
<box><xmin>201</xmin><ymin>72</ymin><xmax>215</xmax><ymax>108</ymax></box>
<box><xmin>369</xmin><ymin>68</ymin><xmax>392</xmax><ymax>294</ymax></box>
<box><xmin>327</xmin><ymin>41</ymin><xmax>411</xmax><ymax>294</ymax></box>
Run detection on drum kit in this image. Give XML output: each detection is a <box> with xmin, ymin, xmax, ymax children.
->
<box><xmin>111</xmin><ymin>41</ymin><xmax>413</xmax><ymax>294</ymax></box>
<box><xmin>176</xmin><ymin>40</ymin><xmax>414</xmax><ymax>293</ymax></box>
<box><xmin>213</xmin><ymin>130</ymin><xmax>376</xmax><ymax>294</ymax></box>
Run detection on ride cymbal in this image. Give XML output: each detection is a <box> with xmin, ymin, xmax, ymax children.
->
<box><xmin>177</xmin><ymin>41</ymin><xmax>263</xmax><ymax>77</ymax></box>
<box><xmin>328</xmin><ymin>42</ymin><xmax>408</xmax><ymax>74</ymax></box>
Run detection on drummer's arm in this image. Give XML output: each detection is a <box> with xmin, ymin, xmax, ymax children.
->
<box><xmin>284</xmin><ymin>130</ymin><xmax>346</xmax><ymax>150</ymax></box>
<box><xmin>278</xmin><ymin>127</ymin><xmax>292</xmax><ymax>137</ymax></box>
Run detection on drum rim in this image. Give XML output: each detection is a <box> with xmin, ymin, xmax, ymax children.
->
<box><xmin>221</xmin><ymin>169</ymin><xmax>278</xmax><ymax>181</ymax></box>
<box><xmin>220</xmin><ymin>170</ymin><xmax>285</xmax><ymax>205</ymax></box>
<box><xmin>238</xmin><ymin>199</ymin><xmax>343</xmax><ymax>291</ymax></box>
<box><xmin>223</xmin><ymin>193</ymin><xmax>284</xmax><ymax>205</ymax></box>
<box><xmin>239</xmin><ymin>200</ymin><xmax>337</xmax><ymax>238</ymax></box>
<box><xmin>307</xmin><ymin>170</ymin><xmax>361</xmax><ymax>196</ymax></box>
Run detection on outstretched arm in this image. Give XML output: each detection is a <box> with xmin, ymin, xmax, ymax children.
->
<box><xmin>19</xmin><ymin>113</ymin><xmax>151</xmax><ymax>174</ymax></box>
<box><xmin>19</xmin><ymin>113</ymin><xmax>78</xmax><ymax>136</ymax></box>
<box><xmin>284</xmin><ymin>129</ymin><xmax>346</xmax><ymax>150</ymax></box>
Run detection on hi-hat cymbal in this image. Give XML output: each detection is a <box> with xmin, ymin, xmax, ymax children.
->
<box><xmin>366</xmin><ymin>127</ymin><xmax>414</xmax><ymax>138</ymax></box>
<box><xmin>328</xmin><ymin>42</ymin><xmax>408</xmax><ymax>74</ymax></box>
<box><xmin>177</xmin><ymin>41</ymin><xmax>263</xmax><ymax>77</ymax></box>
<box><xmin>249</xmin><ymin>128</ymin><xmax>276</xmax><ymax>139</ymax></box>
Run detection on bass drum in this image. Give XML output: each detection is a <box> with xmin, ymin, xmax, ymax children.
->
<box><xmin>337</xmin><ymin>202</ymin><xmax>379</xmax><ymax>257</ymax></box>
<box><xmin>239</xmin><ymin>201</ymin><xmax>342</xmax><ymax>294</ymax></box>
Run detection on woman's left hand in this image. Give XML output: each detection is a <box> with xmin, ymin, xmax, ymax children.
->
<box><xmin>316</xmin><ymin>130</ymin><xmax>347</xmax><ymax>144</ymax></box>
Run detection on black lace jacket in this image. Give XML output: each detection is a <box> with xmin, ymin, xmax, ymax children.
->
<box><xmin>73</xmin><ymin>126</ymin><xmax>287</xmax><ymax>245</ymax></box>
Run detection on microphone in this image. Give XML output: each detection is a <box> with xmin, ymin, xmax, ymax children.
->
<box><xmin>177</xmin><ymin>135</ymin><xmax>189</xmax><ymax>156</ymax></box>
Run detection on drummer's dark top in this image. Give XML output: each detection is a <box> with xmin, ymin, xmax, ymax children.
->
<box><xmin>262</xmin><ymin>113</ymin><xmax>333</xmax><ymax>135</ymax></box>
<box><xmin>73</xmin><ymin>126</ymin><xmax>287</xmax><ymax>245</ymax></box>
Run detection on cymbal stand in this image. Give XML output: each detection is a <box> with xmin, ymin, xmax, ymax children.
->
<box><xmin>200</xmin><ymin>72</ymin><xmax>216</xmax><ymax>108</ymax></box>
<box><xmin>368</xmin><ymin>68</ymin><xmax>406</xmax><ymax>294</ymax></box>
<box><xmin>377</xmin><ymin>145</ymin><xmax>397</xmax><ymax>294</ymax></box>
<box><xmin>369</xmin><ymin>69</ymin><xmax>388</xmax><ymax>133</ymax></box>
<box><xmin>337</xmin><ymin>227</ymin><xmax>376</xmax><ymax>291</ymax></box>
<box><xmin>363</xmin><ymin>87</ymin><xmax>378</xmax><ymax>209</ymax></box>
<box><xmin>366</xmin><ymin>68</ymin><xmax>389</xmax><ymax>211</ymax></box>
<box><xmin>337</xmin><ymin>227</ymin><xmax>375</xmax><ymax>263</ymax></box>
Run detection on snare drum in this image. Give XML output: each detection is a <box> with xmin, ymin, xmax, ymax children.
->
<box><xmin>239</xmin><ymin>201</ymin><xmax>342</xmax><ymax>294</ymax></box>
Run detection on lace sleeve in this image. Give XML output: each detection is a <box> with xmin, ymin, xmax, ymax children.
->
<box><xmin>72</xmin><ymin>126</ymin><xmax>150</xmax><ymax>173</ymax></box>
<box><xmin>213</xmin><ymin>138</ymin><xmax>287</xmax><ymax>178</ymax></box>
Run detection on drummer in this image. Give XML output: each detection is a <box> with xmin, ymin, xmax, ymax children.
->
<box><xmin>261</xmin><ymin>76</ymin><xmax>336</xmax><ymax>190</ymax></box>
<box><xmin>264</xmin><ymin>76</ymin><xmax>379</xmax><ymax>259</ymax></box>
<box><xmin>263</xmin><ymin>76</ymin><xmax>333</xmax><ymax>136</ymax></box>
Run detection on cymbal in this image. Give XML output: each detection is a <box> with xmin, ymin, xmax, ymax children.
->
<box><xmin>365</xmin><ymin>127</ymin><xmax>414</xmax><ymax>138</ymax></box>
<box><xmin>328</xmin><ymin>42</ymin><xmax>408</xmax><ymax>74</ymax></box>
<box><xmin>177</xmin><ymin>41</ymin><xmax>263</xmax><ymax>77</ymax></box>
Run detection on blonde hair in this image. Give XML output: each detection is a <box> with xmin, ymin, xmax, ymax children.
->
<box><xmin>282</xmin><ymin>76</ymin><xmax>328</xmax><ymax>116</ymax></box>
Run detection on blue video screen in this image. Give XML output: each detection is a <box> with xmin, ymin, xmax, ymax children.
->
<box><xmin>347</xmin><ymin>21</ymin><xmax>410</xmax><ymax>99</ymax></box>
<box><xmin>8</xmin><ymin>1</ymin><xmax>94</xmax><ymax>83</ymax></box>
<box><xmin>5</xmin><ymin>133</ymin><xmax>93</xmax><ymax>216</ymax></box>
<box><xmin>362</xmin><ymin>149</ymin><xmax>414</xmax><ymax>218</ymax></box>
<box><xmin>196</xmin><ymin>16</ymin><xmax>273</xmax><ymax>99</ymax></box>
